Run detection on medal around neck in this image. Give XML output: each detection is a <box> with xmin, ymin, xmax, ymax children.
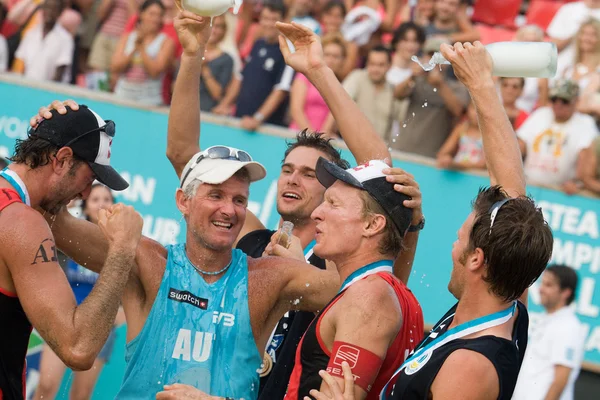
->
<box><xmin>180</xmin><ymin>0</ymin><xmax>243</xmax><ymax>16</ymax></box>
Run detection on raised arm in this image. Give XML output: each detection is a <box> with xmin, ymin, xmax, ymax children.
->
<box><xmin>440</xmin><ymin>42</ymin><xmax>526</xmax><ymax>197</ymax></box>
<box><xmin>277</xmin><ymin>22</ymin><xmax>391</xmax><ymax>165</ymax></box>
<box><xmin>2</xmin><ymin>204</ymin><xmax>141</xmax><ymax>370</ymax></box>
<box><xmin>166</xmin><ymin>11</ymin><xmax>212</xmax><ymax>177</ymax></box>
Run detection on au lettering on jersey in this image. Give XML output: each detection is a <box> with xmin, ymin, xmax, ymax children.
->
<box><xmin>172</xmin><ymin>329</ymin><xmax>214</xmax><ymax>362</ymax></box>
<box><xmin>168</xmin><ymin>288</ymin><xmax>208</xmax><ymax>310</ymax></box>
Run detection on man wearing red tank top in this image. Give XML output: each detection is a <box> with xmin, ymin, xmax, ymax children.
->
<box><xmin>258</xmin><ymin>22</ymin><xmax>425</xmax><ymax>400</ymax></box>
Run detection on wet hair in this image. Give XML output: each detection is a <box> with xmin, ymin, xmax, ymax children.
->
<box><xmin>139</xmin><ymin>0</ymin><xmax>165</xmax><ymax>13</ymax></box>
<box><xmin>359</xmin><ymin>191</ymin><xmax>403</xmax><ymax>258</ymax></box>
<box><xmin>9</xmin><ymin>135</ymin><xmax>83</xmax><ymax>169</ymax></box>
<box><xmin>368</xmin><ymin>45</ymin><xmax>392</xmax><ymax>64</ymax></box>
<box><xmin>391</xmin><ymin>22</ymin><xmax>426</xmax><ymax>50</ymax></box>
<box><xmin>546</xmin><ymin>265</ymin><xmax>579</xmax><ymax>305</ymax></box>
<box><xmin>283</xmin><ymin>129</ymin><xmax>350</xmax><ymax>169</ymax></box>
<box><xmin>81</xmin><ymin>183</ymin><xmax>115</xmax><ymax>222</ymax></box>
<box><xmin>466</xmin><ymin>186</ymin><xmax>554</xmax><ymax>302</ymax></box>
<box><xmin>322</xmin><ymin>1</ymin><xmax>346</xmax><ymax>17</ymax></box>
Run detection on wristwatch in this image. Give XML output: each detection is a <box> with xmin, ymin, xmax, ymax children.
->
<box><xmin>408</xmin><ymin>216</ymin><xmax>425</xmax><ymax>233</ymax></box>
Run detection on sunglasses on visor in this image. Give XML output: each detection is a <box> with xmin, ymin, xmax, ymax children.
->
<box><xmin>180</xmin><ymin>146</ymin><xmax>252</xmax><ymax>188</ymax></box>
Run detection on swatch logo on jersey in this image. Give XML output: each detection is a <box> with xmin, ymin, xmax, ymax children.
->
<box><xmin>168</xmin><ymin>288</ymin><xmax>208</xmax><ymax>310</ymax></box>
<box><xmin>404</xmin><ymin>351</ymin><xmax>432</xmax><ymax>375</ymax></box>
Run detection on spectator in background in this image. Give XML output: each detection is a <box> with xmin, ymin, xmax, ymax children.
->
<box><xmin>578</xmin><ymin>136</ymin><xmax>600</xmax><ymax>194</ymax></box>
<box><xmin>550</xmin><ymin>19</ymin><xmax>600</xmax><ymax>98</ymax></box>
<box><xmin>517</xmin><ymin>79</ymin><xmax>598</xmax><ymax>192</ymax></box>
<box><xmin>387</xmin><ymin>21</ymin><xmax>425</xmax><ymax>87</ymax></box>
<box><xmin>110</xmin><ymin>0</ymin><xmax>175</xmax><ymax>106</ymax></box>
<box><xmin>515</xmin><ymin>25</ymin><xmax>547</xmax><ymax>113</ymax></box>
<box><xmin>548</xmin><ymin>0</ymin><xmax>600</xmax><ymax>75</ymax></box>
<box><xmin>436</xmin><ymin>103</ymin><xmax>485</xmax><ymax>171</ymax></box>
<box><xmin>339</xmin><ymin>45</ymin><xmax>399</xmax><ymax>141</ymax></box>
<box><xmin>423</xmin><ymin>0</ymin><xmax>479</xmax><ymax>44</ymax></box>
<box><xmin>235</xmin><ymin>3</ymin><xmax>294</xmax><ymax>130</ymax></box>
<box><xmin>320</xmin><ymin>0</ymin><xmax>357</xmax><ymax>80</ymax></box>
<box><xmin>33</xmin><ymin>183</ymin><xmax>121</xmax><ymax>400</ymax></box>
<box><xmin>500</xmin><ymin>77</ymin><xmax>529</xmax><ymax>130</ymax></box>
<box><xmin>199</xmin><ymin>15</ymin><xmax>233</xmax><ymax>112</ymax></box>
<box><xmin>513</xmin><ymin>265</ymin><xmax>585</xmax><ymax>400</ymax></box>
<box><xmin>289</xmin><ymin>34</ymin><xmax>346</xmax><ymax>133</ymax></box>
<box><xmin>344</xmin><ymin>0</ymin><xmax>401</xmax><ymax>33</ymax></box>
<box><xmin>401</xmin><ymin>0</ymin><xmax>435</xmax><ymax>27</ymax></box>
<box><xmin>12</xmin><ymin>0</ymin><xmax>74</xmax><ymax>82</ymax></box>
<box><xmin>393</xmin><ymin>37</ymin><xmax>469</xmax><ymax>157</ymax></box>
<box><xmin>0</xmin><ymin>4</ymin><xmax>7</xmax><ymax>72</ymax></box>
<box><xmin>290</xmin><ymin>0</ymin><xmax>321</xmax><ymax>34</ymax></box>
<box><xmin>88</xmin><ymin>0</ymin><xmax>140</xmax><ymax>90</ymax></box>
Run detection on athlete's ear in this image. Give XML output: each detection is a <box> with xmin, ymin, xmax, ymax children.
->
<box><xmin>53</xmin><ymin>147</ymin><xmax>75</xmax><ymax>173</ymax></box>
<box><xmin>467</xmin><ymin>247</ymin><xmax>485</xmax><ymax>273</ymax></box>
<box><xmin>362</xmin><ymin>213</ymin><xmax>387</xmax><ymax>238</ymax></box>
<box><xmin>175</xmin><ymin>189</ymin><xmax>190</xmax><ymax>217</ymax></box>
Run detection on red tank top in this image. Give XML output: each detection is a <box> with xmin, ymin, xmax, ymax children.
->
<box><xmin>284</xmin><ymin>272</ymin><xmax>424</xmax><ymax>400</ymax></box>
<box><xmin>0</xmin><ymin>188</ymin><xmax>33</xmax><ymax>400</ymax></box>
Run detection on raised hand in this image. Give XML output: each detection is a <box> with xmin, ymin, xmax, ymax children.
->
<box><xmin>263</xmin><ymin>230</ymin><xmax>304</xmax><ymax>261</ymax></box>
<box><xmin>440</xmin><ymin>42</ymin><xmax>493</xmax><ymax>90</ymax></box>
<box><xmin>30</xmin><ymin>99</ymin><xmax>80</xmax><ymax>128</ymax></box>
<box><xmin>97</xmin><ymin>204</ymin><xmax>143</xmax><ymax>250</ymax></box>
<box><xmin>276</xmin><ymin>21</ymin><xmax>325</xmax><ymax>75</ymax></box>
<box><xmin>384</xmin><ymin>167</ymin><xmax>423</xmax><ymax>226</ymax></box>
<box><xmin>173</xmin><ymin>9</ymin><xmax>212</xmax><ymax>56</ymax></box>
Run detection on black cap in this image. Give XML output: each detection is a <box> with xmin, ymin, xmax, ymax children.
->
<box><xmin>31</xmin><ymin>105</ymin><xmax>128</xmax><ymax>190</ymax></box>
<box><xmin>316</xmin><ymin>157</ymin><xmax>413</xmax><ymax>235</ymax></box>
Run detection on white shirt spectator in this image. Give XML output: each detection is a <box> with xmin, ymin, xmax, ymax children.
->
<box><xmin>547</xmin><ymin>1</ymin><xmax>600</xmax><ymax>76</ymax></box>
<box><xmin>15</xmin><ymin>22</ymin><xmax>74</xmax><ymax>83</ymax></box>
<box><xmin>516</xmin><ymin>77</ymin><xmax>540</xmax><ymax>113</ymax></box>
<box><xmin>0</xmin><ymin>35</ymin><xmax>8</xmax><ymax>72</ymax></box>
<box><xmin>512</xmin><ymin>307</ymin><xmax>586</xmax><ymax>400</ymax></box>
<box><xmin>517</xmin><ymin>106</ymin><xmax>598</xmax><ymax>186</ymax></box>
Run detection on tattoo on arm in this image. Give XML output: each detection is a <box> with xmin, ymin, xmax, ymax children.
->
<box><xmin>31</xmin><ymin>238</ymin><xmax>58</xmax><ymax>265</ymax></box>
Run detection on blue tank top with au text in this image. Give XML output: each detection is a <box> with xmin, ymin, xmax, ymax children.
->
<box><xmin>115</xmin><ymin>244</ymin><xmax>262</xmax><ymax>399</ymax></box>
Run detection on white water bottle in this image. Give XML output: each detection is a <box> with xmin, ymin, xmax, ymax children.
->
<box><xmin>181</xmin><ymin>0</ymin><xmax>243</xmax><ymax>16</ymax></box>
<box><xmin>413</xmin><ymin>41</ymin><xmax>558</xmax><ymax>78</ymax></box>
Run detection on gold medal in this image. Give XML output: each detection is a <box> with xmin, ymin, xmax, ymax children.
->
<box><xmin>258</xmin><ymin>352</ymin><xmax>273</xmax><ymax>377</ymax></box>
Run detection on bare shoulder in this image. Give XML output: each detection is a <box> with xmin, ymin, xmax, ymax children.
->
<box><xmin>431</xmin><ymin>349</ymin><xmax>499</xmax><ymax>400</ymax></box>
<box><xmin>0</xmin><ymin>204</ymin><xmax>50</xmax><ymax>247</ymax></box>
<box><xmin>343</xmin><ymin>276</ymin><xmax>401</xmax><ymax>313</ymax></box>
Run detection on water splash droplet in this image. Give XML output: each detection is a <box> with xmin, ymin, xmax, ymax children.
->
<box><xmin>433</xmin><ymin>87</ymin><xmax>438</xmax><ymax>92</ymax></box>
<box><xmin>402</xmin><ymin>123</ymin><xmax>407</xmax><ymax>128</ymax></box>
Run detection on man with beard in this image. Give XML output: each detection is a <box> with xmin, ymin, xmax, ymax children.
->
<box><xmin>311</xmin><ymin>42</ymin><xmax>554</xmax><ymax>400</ymax></box>
<box><xmin>0</xmin><ymin>106</ymin><xmax>142</xmax><ymax>400</ymax></box>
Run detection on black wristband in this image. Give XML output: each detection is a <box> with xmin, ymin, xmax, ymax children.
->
<box><xmin>408</xmin><ymin>216</ymin><xmax>425</xmax><ymax>232</ymax></box>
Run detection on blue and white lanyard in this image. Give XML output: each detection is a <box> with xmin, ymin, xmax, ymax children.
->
<box><xmin>0</xmin><ymin>168</ymin><xmax>31</xmax><ymax>206</ymax></box>
<box><xmin>338</xmin><ymin>259</ymin><xmax>394</xmax><ymax>293</ymax></box>
<box><xmin>379</xmin><ymin>301</ymin><xmax>517</xmax><ymax>399</ymax></box>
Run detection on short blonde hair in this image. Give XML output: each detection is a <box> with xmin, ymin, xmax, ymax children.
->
<box><xmin>321</xmin><ymin>33</ymin><xmax>348</xmax><ymax>59</ymax></box>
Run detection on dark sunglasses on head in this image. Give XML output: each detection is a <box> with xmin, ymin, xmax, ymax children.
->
<box><xmin>180</xmin><ymin>146</ymin><xmax>252</xmax><ymax>188</ymax></box>
<box><xmin>550</xmin><ymin>97</ymin><xmax>572</xmax><ymax>105</ymax></box>
<box><xmin>29</xmin><ymin>120</ymin><xmax>115</xmax><ymax>148</ymax></box>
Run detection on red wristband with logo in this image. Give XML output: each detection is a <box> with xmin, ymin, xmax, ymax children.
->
<box><xmin>325</xmin><ymin>341</ymin><xmax>383</xmax><ymax>393</ymax></box>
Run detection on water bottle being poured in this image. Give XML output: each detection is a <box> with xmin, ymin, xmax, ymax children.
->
<box><xmin>179</xmin><ymin>0</ymin><xmax>243</xmax><ymax>17</ymax></box>
<box><xmin>412</xmin><ymin>41</ymin><xmax>558</xmax><ymax>78</ymax></box>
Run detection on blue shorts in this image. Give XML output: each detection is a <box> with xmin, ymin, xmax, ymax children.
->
<box><xmin>98</xmin><ymin>327</ymin><xmax>117</xmax><ymax>363</ymax></box>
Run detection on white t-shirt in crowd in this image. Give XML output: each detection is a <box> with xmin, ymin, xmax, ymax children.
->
<box><xmin>547</xmin><ymin>1</ymin><xmax>600</xmax><ymax>77</ymax></box>
<box><xmin>15</xmin><ymin>22</ymin><xmax>74</xmax><ymax>83</ymax></box>
<box><xmin>516</xmin><ymin>77</ymin><xmax>540</xmax><ymax>113</ymax></box>
<box><xmin>517</xmin><ymin>107</ymin><xmax>598</xmax><ymax>186</ymax></box>
<box><xmin>512</xmin><ymin>307</ymin><xmax>586</xmax><ymax>400</ymax></box>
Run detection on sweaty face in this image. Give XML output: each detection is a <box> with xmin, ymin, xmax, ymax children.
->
<box><xmin>277</xmin><ymin>147</ymin><xmax>329</xmax><ymax>224</ymax></box>
<box><xmin>539</xmin><ymin>271</ymin><xmax>565</xmax><ymax>311</ymax></box>
<box><xmin>449</xmin><ymin>212</ymin><xmax>476</xmax><ymax>299</ymax></box>
<box><xmin>185</xmin><ymin>176</ymin><xmax>249</xmax><ymax>252</ymax></box>
<box><xmin>42</xmin><ymin>162</ymin><xmax>95</xmax><ymax>215</ymax></box>
<box><xmin>367</xmin><ymin>51</ymin><xmax>391</xmax><ymax>84</ymax></box>
<box><xmin>311</xmin><ymin>181</ymin><xmax>365</xmax><ymax>262</ymax></box>
<box><xmin>84</xmin><ymin>185</ymin><xmax>114</xmax><ymax>224</ymax></box>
